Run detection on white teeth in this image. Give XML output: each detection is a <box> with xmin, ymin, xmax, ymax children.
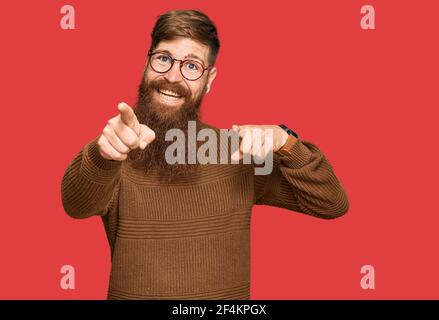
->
<box><xmin>159</xmin><ymin>89</ymin><xmax>181</xmax><ymax>97</ymax></box>
<box><xmin>160</xmin><ymin>93</ymin><xmax>179</xmax><ymax>101</ymax></box>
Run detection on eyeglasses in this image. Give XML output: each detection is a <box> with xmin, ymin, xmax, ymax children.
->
<box><xmin>147</xmin><ymin>51</ymin><xmax>210</xmax><ymax>81</ymax></box>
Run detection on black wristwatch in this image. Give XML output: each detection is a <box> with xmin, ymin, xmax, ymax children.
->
<box><xmin>278</xmin><ymin>124</ymin><xmax>299</xmax><ymax>138</ymax></box>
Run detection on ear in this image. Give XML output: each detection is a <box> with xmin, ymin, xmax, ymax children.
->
<box><xmin>205</xmin><ymin>67</ymin><xmax>217</xmax><ymax>94</ymax></box>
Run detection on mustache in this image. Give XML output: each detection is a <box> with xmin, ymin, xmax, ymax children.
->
<box><xmin>148</xmin><ymin>78</ymin><xmax>191</xmax><ymax>99</ymax></box>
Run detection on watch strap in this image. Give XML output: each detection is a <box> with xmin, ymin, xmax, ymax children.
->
<box><xmin>278</xmin><ymin>124</ymin><xmax>299</xmax><ymax>138</ymax></box>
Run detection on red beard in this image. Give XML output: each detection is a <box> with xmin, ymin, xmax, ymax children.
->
<box><xmin>127</xmin><ymin>73</ymin><xmax>207</xmax><ymax>182</ymax></box>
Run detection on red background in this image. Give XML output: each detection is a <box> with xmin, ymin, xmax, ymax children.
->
<box><xmin>1</xmin><ymin>0</ymin><xmax>438</xmax><ymax>299</ymax></box>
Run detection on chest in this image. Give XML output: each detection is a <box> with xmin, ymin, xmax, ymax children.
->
<box><xmin>118</xmin><ymin>166</ymin><xmax>255</xmax><ymax>220</ymax></box>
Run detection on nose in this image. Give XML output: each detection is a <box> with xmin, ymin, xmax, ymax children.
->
<box><xmin>164</xmin><ymin>61</ymin><xmax>184</xmax><ymax>83</ymax></box>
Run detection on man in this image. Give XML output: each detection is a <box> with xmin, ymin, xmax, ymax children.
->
<box><xmin>61</xmin><ymin>9</ymin><xmax>349</xmax><ymax>300</ymax></box>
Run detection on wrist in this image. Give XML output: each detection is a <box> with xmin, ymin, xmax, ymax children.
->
<box><xmin>276</xmin><ymin>135</ymin><xmax>298</xmax><ymax>155</ymax></box>
<box><xmin>277</xmin><ymin>129</ymin><xmax>290</xmax><ymax>151</ymax></box>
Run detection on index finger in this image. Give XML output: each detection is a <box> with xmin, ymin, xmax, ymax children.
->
<box><xmin>118</xmin><ymin>102</ymin><xmax>139</xmax><ymax>133</ymax></box>
<box><xmin>232</xmin><ymin>124</ymin><xmax>254</xmax><ymax>138</ymax></box>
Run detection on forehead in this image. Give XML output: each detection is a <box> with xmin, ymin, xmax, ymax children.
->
<box><xmin>155</xmin><ymin>38</ymin><xmax>209</xmax><ymax>63</ymax></box>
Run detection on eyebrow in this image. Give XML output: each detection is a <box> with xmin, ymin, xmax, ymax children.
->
<box><xmin>185</xmin><ymin>53</ymin><xmax>204</xmax><ymax>63</ymax></box>
<box><xmin>156</xmin><ymin>49</ymin><xmax>205</xmax><ymax>65</ymax></box>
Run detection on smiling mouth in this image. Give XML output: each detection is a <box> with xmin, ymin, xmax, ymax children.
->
<box><xmin>157</xmin><ymin>89</ymin><xmax>183</xmax><ymax>98</ymax></box>
<box><xmin>155</xmin><ymin>88</ymin><xmax>185</xmax><ymax>107</ymax></box>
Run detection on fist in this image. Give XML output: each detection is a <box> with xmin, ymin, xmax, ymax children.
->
<box><xmin>231</xmin><ymin>125</ymin><xmax>291</xmax><ymax>161</ymax></box>
<box><xmin>97</xmin><ymin>102</ymin><xmax>156</xmax><ymax>161</ymax></box>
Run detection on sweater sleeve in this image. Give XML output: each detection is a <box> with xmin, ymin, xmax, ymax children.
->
<box><xmin>61</xmin><ymin>136</ymin><xmax>122</xmax><ymax>219</ymax></box>
<box><xmin>254</xmin><ymin>138</ymin><xmax>349</xmax><ymax>219</ymax></box>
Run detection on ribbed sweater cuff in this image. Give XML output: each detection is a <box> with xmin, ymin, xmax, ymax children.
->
<box><xmin>81</xmin><ymin>138</ymin><xmax>122</xmax><ymax>183</ymax></box>
<box><xmin>278</xmin><ymin>138</ymin><xmax>313</xmax><ymax>169</ymax></box>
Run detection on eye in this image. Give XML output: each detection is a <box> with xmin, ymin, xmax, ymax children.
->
<box><xmin>157</xmin><ymin>55</ymin><xmax>169</xmax><ymax>63</ymax></box>
<box><xmin>188</xmin><ymin>63</ymin><xmax>197</xmax><ymax>70</ymax></box>
<box><xmin>184</xmin><ymin>61</ymin><xmax>200</xmax><ymax>72</ymax></box>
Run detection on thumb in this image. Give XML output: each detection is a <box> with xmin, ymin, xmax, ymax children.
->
<box><xmin>138</xmin><ymin>124</ymin><xmax>156</xmax><ymax>149</ymax></box>
<box><xmin>231</xmin><ymin>149</ymin><xmax>243</xmax><ymax>161</ymax></box>
<box><xmin>118</xmin><ymin>102</ymin><xmax>140</xmax><ymax>135</ymax></box>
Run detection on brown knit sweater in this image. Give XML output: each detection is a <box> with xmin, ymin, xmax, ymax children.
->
<box><xmin>61</xmin><ymin>121</ymin><xmax>348</xmax><ymax>300</ymax></box>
